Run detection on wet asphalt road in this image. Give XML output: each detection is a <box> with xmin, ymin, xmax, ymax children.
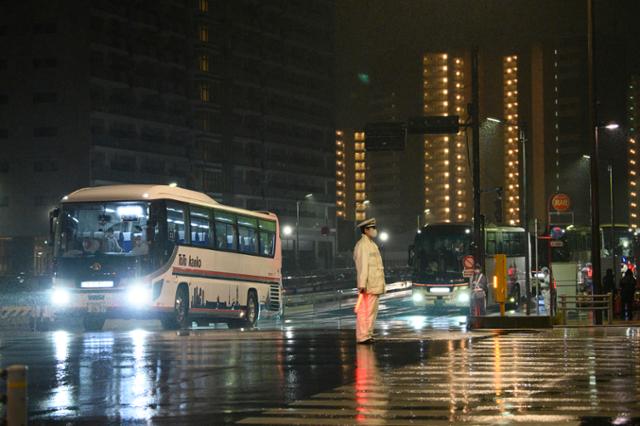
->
<box><xmin>1</xmin><ymin>291</ymin><xmax>640</xmax><ymax>424</ymax></box>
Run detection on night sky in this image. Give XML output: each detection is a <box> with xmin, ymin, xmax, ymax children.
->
<box><xmin>336</xmin><ymin>0</ymin><xmax>640</xmax><ymax>128</ymax></box>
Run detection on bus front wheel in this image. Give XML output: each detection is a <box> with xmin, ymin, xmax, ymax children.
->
<box><xmin>161</xmin><ymin>286</ymin><xmax>190</xmax><ymax>330</ymax></box>
<box><xmin>83</xmin><ymin>315</ymin><xmax>106</xmax><ymax>332</ymax></box>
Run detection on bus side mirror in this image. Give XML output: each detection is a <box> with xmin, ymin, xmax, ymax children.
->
<box><xmin>49</xmin><ymin>208</ymin><xmax>59</xmax><ymax>242</ymax></box>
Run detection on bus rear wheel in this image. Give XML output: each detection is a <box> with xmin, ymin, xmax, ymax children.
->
<box><xmin>161</xmin><ymin>286</ymin><xmax>190</xmax><ymax>330</ymax></box>
<box><xmin>228</xmin><ymin>291</ymin><xmax>259</xmax><ymax>329</ymax></box>
<box><xmin>83</xmin><ymin>315</ymin><xmax>106</xmax><ymax>332</ymax></box>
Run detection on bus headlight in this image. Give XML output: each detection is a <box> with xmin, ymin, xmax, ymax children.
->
<box><xmin>457</xmin><ymin>291</ymin><xmax>470</xmax><ymax>304</ymax></box>
<box><xmin>126</xmin><ymin>284</ymin><xmax>152</xmax><ymax>307</ymax></box>
<box><xmin>412</xmin><ymin>292</ymin><xmax>424</xmax><ymax>303</ymax></box>
<box><xmin>51</xmin><ymin>288</ymin><xmax>71</xmax><ymax>306</ymax></box>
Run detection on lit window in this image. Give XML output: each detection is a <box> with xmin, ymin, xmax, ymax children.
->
<box><xmin>199</xmin><ymin>25</ymin><xmax>209</xmax><ymax>42</ymax></box>
<box><xmin>199</xmin><ymin>55</ymin><xmax>209</xmax><ymax>72</ymax></box>
<box><xmin>200</xmin><ymin>84</ymin><xmax>210</xmax><ymax>102</ymax></box>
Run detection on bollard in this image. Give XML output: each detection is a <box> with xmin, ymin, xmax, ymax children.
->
<box><xmin>6</xmin><ymin>364</ymin><xmax>28</xmax><ymax>426</ymax></box>
<box><xmin>560</xmin><ymin>295</ymin><xmax>567</xmax><ymax>325</ymax></box>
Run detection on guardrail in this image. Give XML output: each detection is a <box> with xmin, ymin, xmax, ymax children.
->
<box><xmin>558</xmin><ymin>293</ymin><xmax>614</xmax><ymax>325</ymax></box>
<box><xmin>283</xmin><ymin>281</ymin><xmax>412</xmax><ymax>316</ymax></box>
<box><xmin>1</xmin><ymin>365</ymin><xmax>28</xmax><ymax>426</ymax></box>
<box><xmin>283</xmin><ymin>267</ymin><xmax>412</xmax><ymax>296</ymax></box>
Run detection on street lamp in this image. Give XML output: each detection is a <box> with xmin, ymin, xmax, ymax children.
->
<box><xmin>379</xmin><ymin>231</ymin><xmax>389</xmax><ymax>242</ymax></box>
<box><xmin>295</xmin><ymin>193</ymin><xmax>313</xmax><ymax>270</ymax></box>
<box><xmin>487</xmin><ymin>117</ymin><xmax>531</xmax><ymax>314</ymax></box>
<box><xmin>597</xmin><ymin>122</ymin><xmax>620</xmax><ymax>284</ymax></box>
<box><xmin>282</xmin><ymin>225</ymin><xmax>293</xmax><ymax>237</ymax></box>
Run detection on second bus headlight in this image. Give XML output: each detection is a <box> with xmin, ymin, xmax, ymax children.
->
<box><xmin>126</xmin><ymin>284</ymin><xmax>152</xmax><ymax>307</ymax></box>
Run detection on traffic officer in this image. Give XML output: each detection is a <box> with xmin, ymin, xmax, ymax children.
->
<box><xmin>471</xmin><ymin>263</ymin><xmax>488</xmax><ymax>316</ymax></box>
<box><xmin>353</xmin><ymin>218</ymin><xmax>386</xmax><ymax>344</ymax></box>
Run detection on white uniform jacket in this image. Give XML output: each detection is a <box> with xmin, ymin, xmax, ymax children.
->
<box><xmin>353</xmin><ymin>235</ymin><xmax>386</xmax><ymax>295</ymax></box>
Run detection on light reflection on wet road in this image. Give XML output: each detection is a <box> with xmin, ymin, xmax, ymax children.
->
<box><xmin>1</xmin><ymin>292</ymin><xmax>639</xmax><ymax>424</ymax></box>
<box><xmin>0</xmin><ymin>292</ymin><xmax>470</xmax><ymax>424</ymax></box>
<box><xmin>241</xmin><ymin>328</ymin><xmax>640</xmax><ymax>425</ymax></box>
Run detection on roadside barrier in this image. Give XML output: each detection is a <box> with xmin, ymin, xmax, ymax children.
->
<box><xmin>1</xmin><ymin>365</ymin><xmax>28</xmax><ymax>426</ymax></box>
<box><xmin>283</xmin><ymin>281</ymin><xmax>412</xmax><ymax>316</ymax></box>
<box><xmin>558</xmin><ymin>293</ymin><xmax>614</xmax><ymax>325</ymax></box>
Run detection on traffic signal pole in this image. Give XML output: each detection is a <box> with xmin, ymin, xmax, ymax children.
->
<box><xmin>587</xmin><ymin>0</ymin><xmax>603</xmax><ymax>324</ymax></box>
<box><xmin>471</xmin><ymin>47</ymin><xmax>483</xmax><ymax>271</ymax></box>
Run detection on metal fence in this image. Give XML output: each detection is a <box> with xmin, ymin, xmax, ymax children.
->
<box><xmin>558</xmin><ymin>293</ymin><xmax>614</xmax><ymax>325</ymax></box>
<box><xmin>1</xmin><ymin>365</ymin><xmax>28</xmax><ymax>426</ymax></box>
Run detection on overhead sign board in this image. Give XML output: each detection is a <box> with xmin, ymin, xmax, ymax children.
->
<box><xmin>407</xmin><ymin>115</ymin><xmax>460</xmax><ymax>134</ymax></box>
<box><xmin>364</xmin><ymin>122</ymin><xmax>406</xmax><ymax>151</ymax></box>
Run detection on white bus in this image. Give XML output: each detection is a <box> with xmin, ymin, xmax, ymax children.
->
<box><xmin>49</xmin><ymin>185</ymin><xmax>283</xmax><ymax>331</ymax></box>
<box><xmin>409</xmin><ymin>223</ymin><xmax>528</xmax><ymax>312</ymax></box>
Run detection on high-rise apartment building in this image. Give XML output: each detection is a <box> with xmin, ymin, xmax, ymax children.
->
<box><xmin>423</xmin><ymin>53</ymin><xmax>471</xmax><ymax>224</ymax></box>
<box><xmin>0</xmin><ymin>0</ymin><xmax>335</xmax><ymax>276</ymax></box>
<box><xmin>336</xmin><ymin>130</ymin><xmax>346</xmax><ymax>219</ymax></box>
<box><xmin>503</xmin><ymin>55</ymin><xmax>521</xmax><ymax>225</ymax></box>
<box><xmin>628</xmin><ymin>75</ymin><xmax>640</xmax><ymax>229</ymax></box>
<box><xmin>354</xmin><ymin>131</ymin><xmax>367</xmax><ymax>222</ymax></box>
<box><xmin>545</xmin><ymin>40</ymin><xmax>589</xmax><ymax>225</ymax></box>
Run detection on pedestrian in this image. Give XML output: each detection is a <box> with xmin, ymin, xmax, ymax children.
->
<box><xmin>603</xmin><ymin>268</ymin><xmax>616</xmax><ymax>296</ymax></box>
<box><xmin>471</xmin><ymin>264</ymin><xmax>488</xmax><ymax>316</ymax></box>
<box><xmin>353</xmin><ymin>218</ymin><xmax>386</xmax><ymax>344</ymax></box>
<box><xmin>620</xmin><ymin>269</ymin><xmax>636</xmax><ymax>321</ymax></box>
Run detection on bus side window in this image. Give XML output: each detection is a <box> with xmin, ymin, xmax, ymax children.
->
<box><xmin>166</xmin><ymin>202</ymin><xmax>187</xmax><ymax>245</ymax></box>
<box><xmin>486</xmin><ymin>231</ymin><xmax>497</xmax><ymax>255</ymax></box>
<box><xmin>259</xmin><ymin>220</ymin><xmax>276</xmax><ymax>257</ymax></box>
<box><xmin>189</xmin><ymin>206</ymin><xmax>211</xmax><ymax>248</ymax></box>
<box><xmin>238</xmin><ymin>215</ymin><xmax>258</xmax><ymax>255</ymax></box>
<box><xmin>214</xmin><ymin>210</ymin><xmax>237</xmax><ymax>251</ymax></box>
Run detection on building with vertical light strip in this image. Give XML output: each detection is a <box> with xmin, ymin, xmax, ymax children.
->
<box><xmin>335</xmin><ymin>130</ymin><xmax>346</xmax><ymax>219</ymax></box>
<box><xmin>354</xmin><ymin>131</ymin><xmax>367</xmax><ymax>222</ymax></box>
<box><xmin>423</xmin><ymin>53</ymin><xmax>470</xmax><ymax>224</ymax></box>
<box><xmin>503</xmin><ymin>55</ymin><xmax>520</xmax><ymax>225</ymax></box>
<box><xmin>628</xmin><ymin>76</ymin><xmax>640</xmax><ymax>229</ymax></box>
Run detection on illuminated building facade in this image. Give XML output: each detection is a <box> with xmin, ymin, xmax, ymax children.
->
<box><xmin>423</xmin><ymin>53</ymin><xmax>470</xmax><ymax>223</ymax></box>
<box><xmin>503</xmin><ymin>55</ymin><xmax>520</xmax><ymax>225</ymax></box>
<box><xmin>354</xmin><ymin>131</ymin><xmax>367</xmax><ymax>222</ymax></box>
<box><xmin>336</xmin><ymin>130</ymin><xmax>346</xmax><ymax>219</ymax></box>
<box><xmin>628</xmin><ymin>76</ymin><xmax>640</xmax><ymax>229</ymax></box>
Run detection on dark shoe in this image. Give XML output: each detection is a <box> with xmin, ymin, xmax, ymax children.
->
<box><xmin>357</xmin><ymin>338</ymin><xmax>374</xmax><ymax>345</ymax></box>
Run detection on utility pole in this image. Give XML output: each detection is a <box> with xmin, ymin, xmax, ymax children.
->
<box><xmin>471</xmin><ymin>46</ymin><xmax>482</xmax><ymax>271</ymax></box>
<box><xmin>587</xmin><ymin>0</ymin><xmax>603</xmax><ymax>324</ymax></box>
<box><xmin>520</xmin><ymin>125</ymin><xmax>531</xmax><ymax>315</ymax></box>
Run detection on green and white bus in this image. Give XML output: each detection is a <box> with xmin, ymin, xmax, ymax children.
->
<box><xmin>409</xmin><ymin>223</ymin><xmax>528</xmax><ymax>311</ymax></box>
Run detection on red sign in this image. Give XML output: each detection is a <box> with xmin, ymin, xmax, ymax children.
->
<box><xmin>551</xmin><ymin>193</ymin><xmax>571</xmax><ymax>212</ymax></box>
<box><xmin>463</xmin><ymin>255</ymin><xmax>475</xmax><ymax>269</ymax></box>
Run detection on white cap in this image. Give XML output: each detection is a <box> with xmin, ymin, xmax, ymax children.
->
<box><xmin>356</xmin><ymin>218</ymin><xmax>376</xmax><ymax>229</ymax></box>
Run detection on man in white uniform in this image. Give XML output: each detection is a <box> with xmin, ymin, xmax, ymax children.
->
<box><xmin>353</xmin><ymin>218</ymin><xmax>386</xmax><ymax>344</ymax></box>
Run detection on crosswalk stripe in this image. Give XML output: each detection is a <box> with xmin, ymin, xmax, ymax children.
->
<box><xmin>238</xmin><ymin>331</ymin><xmax>640</xmax><ymax>425</ymax></box>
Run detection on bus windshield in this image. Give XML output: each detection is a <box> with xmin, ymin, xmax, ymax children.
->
<box><xmin>414</xmin><ymin>227</ymin><xmax>471</xmax><ymax>280</ymax></box>
<box><xmin>56</xmin><ymin>201</ymin><xmax>158</xmax><ymax>258</ymax></box>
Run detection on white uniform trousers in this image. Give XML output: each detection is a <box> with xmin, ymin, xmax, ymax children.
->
<box><xmin>356</xmin><ymin>292</ymin><xmax>380</xmax><ymax>342</ymax></box>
